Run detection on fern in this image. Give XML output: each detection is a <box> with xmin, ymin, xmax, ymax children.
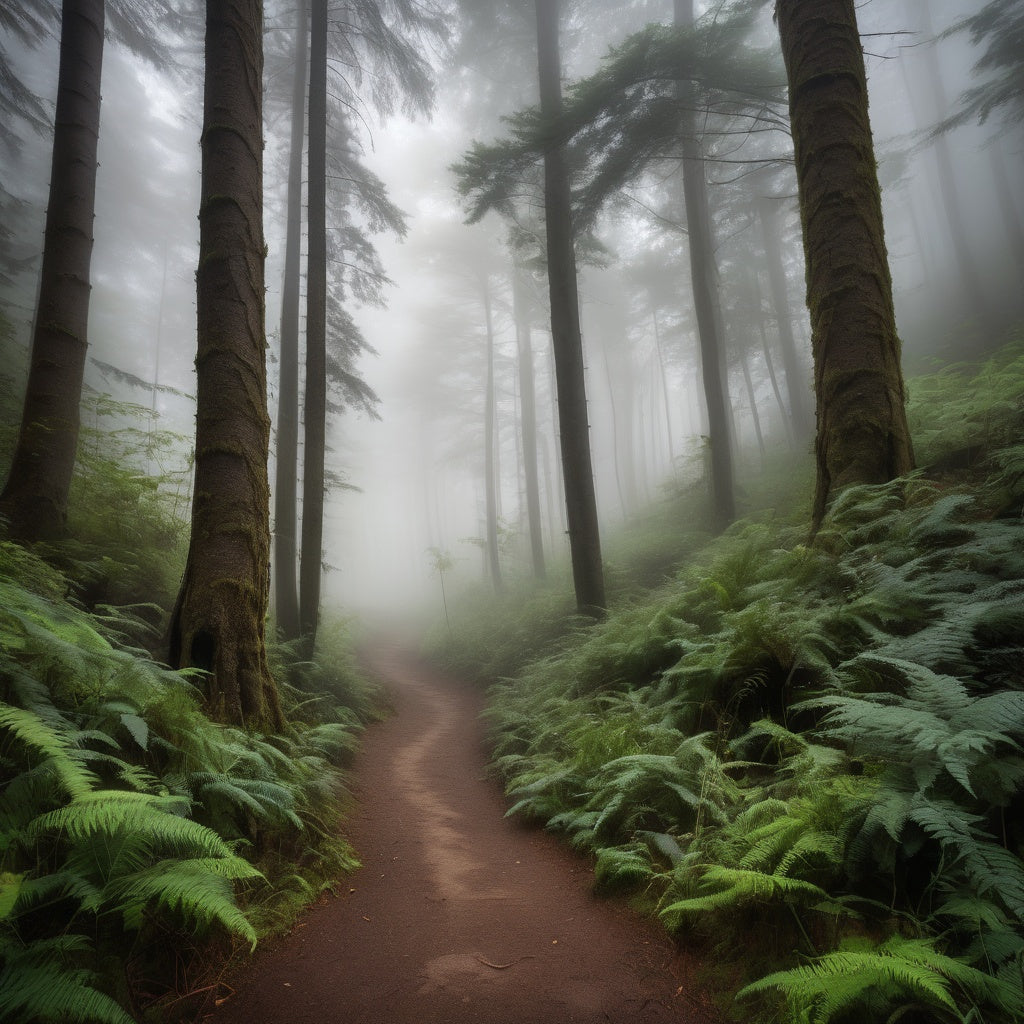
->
<box><xmin>738</xmin><ymin>934</ymin><xmax>1024</xmax><ymax>1024</ymax></box>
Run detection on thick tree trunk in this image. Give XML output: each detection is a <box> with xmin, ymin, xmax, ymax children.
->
<box><xmin>674</xmin><ymin>0</ymin><xmax>734</xmax><ymax>531</ymax></box>
<box><xmin>169</xmin><ymin>0</ymin><xmax>283</xmax><ymax>733</ymax></box>
<box><xmin>512</xmin><ymin>267</ymin><xmax>546</xmax><ymax>580</ymax></box>
<box><xmin>535</xmin><ymin>0</ymin><xmax>606</xmax><ymax>617</ymax></box>
<box><xmin>273</xmin><ymin>0</ymin><xmax>307</xmax><ymax>642</ymax></box>
<box><xmin>0</xmin><ymin>0</ymin><xmax>104</xmax><ymax>541</ymax></box>
<box><xmin>300</xmin><ymin>0</ymin><xmax>328</xmax><ymax>655</ymax></box>
<box><xmin>775</xmin><ymin>0</ymin><xmax>914</xmax><ymax>532</ymax></box>
<box><xmin>756</xmin><ymin>196</ymin><xmax>812</xmax><ymax>441</ymax></box>
<box><xmin>483</xmin><ymin>280</ymin><xmax>503</xmax><ymax>593</ymax></box>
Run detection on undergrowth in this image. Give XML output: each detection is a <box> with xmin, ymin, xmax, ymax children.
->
<box><xmin>0</xmin><ymin>542</ymin><xmax>377</xmax><ymax>1021</ymax></box>
<box><xmin>438</xmin><ymin>338</ymin><xmax>1024</xmax><ymax>1023</ymax></box>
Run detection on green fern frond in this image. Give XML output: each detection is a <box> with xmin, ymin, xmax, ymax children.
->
<box><xmin>0</xmin><ymin>702</ymin><xmax>95</xmax><ymax>801</ymax></box>
<box><xmin>0</xmin><ymin>963</ymin><xmax>135</xmax><ymax>1024</ymax></box>
<box><xmin>739</xmin><ymin>934</ymin><xmax>1024</xmax><ymax>1023</ymax></box>
<box><xmin>661</xmin><ymin>865</ymin><xmax>838</xmax><ymax>920</ymax></box>
<box><xmin>110</xmin><ymin>857</ymin><xmax>260</xmax><ymax>948</ymax></box>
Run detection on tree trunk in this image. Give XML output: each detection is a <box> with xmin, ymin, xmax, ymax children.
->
<box><xmin>300</xmin><ymin>0</ymin><xmax>328</xmax><ymax>655</ymax></box>
<box><xmin>989</xmin><ymin>138</ymin><xmax>1024</xmax><ymax>277</ymax></box>
<box><xmin>483</xmin><ymin>279</ymin><xmax>503</xmax><ymax>593</ymax></box>
<box><xmin>535</xmin><ymin>0</ymin><xmax>605</xmax><ymax>617</ymax></box>
<box><xmin>674</xmin><ymin>0</ymin><xmax>735</xmax><ymax>531</ymax></box>
<box><xmin>775</xmin><ymin>0</ymin><xmax>914</xmax><ymax>532</ymax></box>
<box><xmin>756</xmin><ymin>196</ymin><xmax>812</xmax><ymax>440</ymax></box>
<box><xmin>738</xmin><ymin>346</ymin><xmax>765</xmax><ymax>468</ymax></box>
<box><xmin>512</xmin><ymin>266</ymin><xmax>545</xmax><ymax>579</ymax></box>
<box><xmin>651</xmin><ymin>309</ymin><xmax>676</xmax><ymax>472</ymax></box>
<box><xmin>273</xmin><ymin>0</ymin><xmax>307</xmax><ymax>642</ymax></box>
<box><xmin>0</xmin><ymin>0</ymin><xmax>104</xmax><ymax>542</ymax></box>
<box><xmin>169</xmin><ymin>0</ymin><xmax>283</xmax><ymax>733</ymax></box>
<box><xmin>908</xmin><ymin>0</ymin><xmax>990</xmax><ymax>327</ymax></box>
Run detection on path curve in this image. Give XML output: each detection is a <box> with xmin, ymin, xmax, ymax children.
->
<box><xmin>210</xmin><ymin>642</ymin><xmax>719</xmax><ymax>1024</ymax></box>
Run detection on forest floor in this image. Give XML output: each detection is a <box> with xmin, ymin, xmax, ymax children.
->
<box><xmin>206</xmin><ymin>640</ymin><xmax>721</xmax><ymax>1024</ymax></box>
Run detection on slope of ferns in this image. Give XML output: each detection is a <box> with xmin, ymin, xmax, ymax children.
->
<box><xmin>472</xmin><ymin>340</ymin><xmax>1024</xmax><ymax>1023</ymax></box>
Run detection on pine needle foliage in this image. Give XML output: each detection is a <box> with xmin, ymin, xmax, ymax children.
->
<box><xmin>453</xmin><ymin>341</ymin><xmax>1024</xmax><ymax>1023</ymax></box>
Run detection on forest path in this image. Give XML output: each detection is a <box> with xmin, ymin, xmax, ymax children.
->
<box><xmin>209</xmin><ymin>640</ymin><xmax>719</xmax><ymax>1024</ymax></box>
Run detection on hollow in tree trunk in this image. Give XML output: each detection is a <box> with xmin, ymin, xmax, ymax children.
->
<box><xmin>775</xmin><ymin>0</ymin><xmax>914</xmax><ymax>532</ymax></box>
<box><xmin>168</xmin><ymin>0</ymin><xmax>283</xmax><ymax>733</ymax></box>
<box><xmin>0</xmin><ymin>0</ymin><xmax>104</xmax><ymax>542</ymax></box>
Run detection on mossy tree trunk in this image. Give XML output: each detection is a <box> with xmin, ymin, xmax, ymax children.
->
<box><xmin>299</xmin><ymin>0</ymin><xmax>328</xmax><ymax>657</ymax></box>
<box><xmin>775</xmin><ymin>0</ymin><xmax>914</xmax><ymax>531</ymax></box>
<box><xmin>169</xmin><ymin>0</ymin><xmax>283</xmax><ymax>733</ymax></box>
<box><xmin>535</xmin><ymin>0</ymin><xmax>606</xmax><ymax>618</ymax></box>
<box><xmin>273</xmin><ymin>0</ymin><xmax>307</xmax><ymax>642</ymax></box>
<box><xmin>0</xmin><ymin>0</ymin><xmax>104</xmax><ymax>542</ymax></box>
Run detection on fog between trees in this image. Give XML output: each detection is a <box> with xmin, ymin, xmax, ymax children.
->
<box><xmin>1</xmin><ymin>0</ymin><xmax>1021</xmax><ymax>622</ymax></box>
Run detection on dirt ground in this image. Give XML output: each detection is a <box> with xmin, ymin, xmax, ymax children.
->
<box><xmin>208</xmin><ymin>642</ymin><xmax>721</xmax><ymax>1024</ymax></box>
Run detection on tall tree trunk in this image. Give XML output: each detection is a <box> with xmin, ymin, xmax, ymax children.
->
<box><xmin>300</xmin><ymin>0</ymin><xmax>327</xmax><ymax>655</ymax></box>
<box><xmin>738</xmin><ymin>347</ymin><xmax>766</xmax><ymax>468</ymax></box>
<box><xmin>512</xmin><ymin>266</ymin><xmax>545</xmax><ymax>579</ymax></box>
<box><xmin>675</xmin><ymin>0</ymin><xmax>735</xmax><ymax>531</ymax></box>
<box><xmin>776</xmin><ymin>0</ymin><xmax>914</xmax><ymax>532</ymax></box>
<box><xmin>483</xmin><ymin>279</ymin><xmax>503</xmax><ymax>593</ymax></box>
<box><xmin>273</xmin><ymin>0</ymin><xmax>307</xmax><ymax>641</ymax></box>
<box><xmin>756</xmin><ymin>196</ymin><xmax>812</xmax><ymax>440</ymax></box>
<box><xmin>651</xmin><ymin>309</ymin><xmax>676</xmax><ymax>472</ymax></box>
<box><xmin>909</xmin><ymin>0</ymin><xmax>990</xmax><ymax>327</ymax></box>
<box><xmin>168</xmin><ymin>0</ymin><xmax>283</xmax><ymax>732</ymax></box>
<box><xmin>989</xmin><ymin>138</ymin><xmax>1024</xmax><ymax>278</ymax></box>
<box><xmin>535</xmin><ymin>0</ymin><xmax>605</xmax><ymax>617</ymax></box>
<box><xmin>0</xmin><ymin>0</ymin><xmax>104</xmax><ymax>541</ymax></box>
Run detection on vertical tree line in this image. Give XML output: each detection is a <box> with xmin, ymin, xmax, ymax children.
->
<box><xmin>0</xmin><ymin>0</ymin><xmax>105</xmax><ymax>541</ymax></box>
<box><xmin>535</xmin><ymin>0</ymin><xmax>606</xmax><ymax>618</ymax></box>
<box><xmin>168</xmin><ymin>0</ymin><xmax>283</xmax><ymax>730</ymax></box>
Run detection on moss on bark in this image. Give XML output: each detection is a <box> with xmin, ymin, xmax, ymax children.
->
<box><xmin>776</xmin><ymin>0</ymin><xmax>914</xmax><ymax>533</ymax></box>
<box><xmin>168</xmin><ymin>0</ymin><xmax>283</xmax><ymax>733</ymax></box>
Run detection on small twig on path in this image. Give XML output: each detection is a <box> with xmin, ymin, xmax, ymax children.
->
<box><xmin>473</xmin><ymin>954</ymin><xmax>537</xmax><ymax>970</ymax></box>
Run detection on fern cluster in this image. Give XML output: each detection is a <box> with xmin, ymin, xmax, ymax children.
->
<box><xmin>0</xmin><ymin>544</ymin><xmax>371</xmax><ymax>1021</ymax></box>
<box><xmin>465</xmin><ymin>341</ymin><xmax>1024</xmax><ymax>1023</ymax></box>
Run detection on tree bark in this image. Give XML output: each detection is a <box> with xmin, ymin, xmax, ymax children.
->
<box><xmin>273</xmin><ymin>0</ymin><xmax>307</xmax><ymax>642</ymax></box>
<box><xmin>775</xmin><ymin>0</ymin><xmax>914</xmax><ymax>532</ymax></box>
<box><xmin>0</xmin><ymin>0</ymin><xmax>104</xmax><ymax>541</ymax></box>
<box><xmin>300</xmin><ymin>0</ymin><xmax>328</xmax><ymax>655</ymax></box>
<box><xmin>169</xmin><ymin>0</ymin><xmax>283</xmax><ymax>732</ymax></box>
<box><xmin>482</xmin><ymin>279</ymin><xmax>503</xmax><ymax>593</ymax></box>
<box><xmin>512</xmin><ymin>266</ymin><xmax>545</xmax><ymax>580</ymax></box>
<box><xmin>535</xmin><ymin>0</ymin><xmax>606</xmax><ymax>617</ymax></box>
<box><xmin>674</xmin><ymin>0</ymin><xmax>735</xmax><ymax>531</ymax></box>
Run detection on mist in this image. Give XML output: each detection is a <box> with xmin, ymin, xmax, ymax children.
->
<box><xmin>1</xmin><ymin>0</ymin><xmax>1021</xmax><ymax>628</ymax></box>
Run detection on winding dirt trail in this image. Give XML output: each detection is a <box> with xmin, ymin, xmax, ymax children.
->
<box><xmin>210</xmin><ymin>642</ymin><xmax>719</xmax><ymax>1024</ymax></box>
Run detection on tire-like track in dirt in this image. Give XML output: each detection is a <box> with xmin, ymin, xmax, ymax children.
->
<box><xmin>210</xmin><ymin>642</ymin><xmax>720</xmax><ymax>1024</ymax></box>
